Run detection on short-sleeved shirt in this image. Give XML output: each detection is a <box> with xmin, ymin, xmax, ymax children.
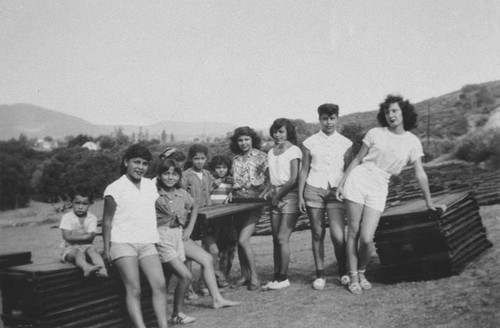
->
<box><xmin>59</xmin><ymin>211</ymin><xmax>98</xmax><ymax>248</ymax></box>
<box><xmin>361</xmin><ymin>127</ymin><xmax>424</xmax><ymax>176</ymax></box>
<box><xmin>303</xmin><ymin>130</ymin><xmax>353</xmax><ymax>189</ymax></box>
<box><xmin>232</xmin><ymin>148</ymin><xmax>269</xmax><ymax>191</ymax></box>
<box><xmin>268</xmin><ymin>145</ymin><xmax>302</xmax><ymax>186</ymax></box>
<box><xmin>155</xmin><ymin>188</ymin><xmax>194</xmax><ymax>227</ymax></box>
<box><xmin>103</xmin><ymin>175</ymin><xmax>159</xmax><ymax>243</ymax></box>
<box><xmin>181</xmin><ymin>168</ymin><xmax>213</xmax><ymax>207</ymax></box>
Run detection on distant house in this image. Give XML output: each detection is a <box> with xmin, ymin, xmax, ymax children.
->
<box><xmin>81</xmin><ymin>141</ymin><xmax>100</xmax><ymax>151</ymax></box>
<box><xmin>33</xmin><ymin>139</ymin><xmax>59</xmax><ymax>151</ymax></box>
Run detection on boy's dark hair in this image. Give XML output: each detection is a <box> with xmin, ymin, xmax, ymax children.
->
<box><xmin>269</xmin><ymin>118</ymin><xmax>298</xmax><ymax>145</ymax></box>
<box><xmin>229</xmin><ymin>126</ymin><xmax>261</xmax><ymax>154</ymax></box>
<box><xmin>70</xmin><ymin>185</ymin><xmax>94</xmax><ymax>204</ymax></box>
<box><xmin>209</xmin><ymin>155</ymin><xmax>232</xmax><ymax>172</ymax></box>
<box><xmin>317</xmin><ymin>103</ymin><xmax>339</xmax><ymax>117</ymax></box>
<box><xmin>157</xmin><ymin>159</ymin><xmax>183</xmax><ymax>189</ymax></box>
<box><xmin>120</xmin><ymin>144</ymin><xmax>153</xmax><ymax>174</ymax></box>
<box><xmin>184</xmin><ymin>144</ymin><xmax>209</xmax><ymax>169</ymax></box>
<box><xmin>377</xmin><ymin>95</ymin><xmax>418</xmax><ymax>131</ymax></box>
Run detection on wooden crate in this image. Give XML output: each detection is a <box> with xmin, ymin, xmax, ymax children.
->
<box><xmin>374</xmin><ymin>192</ymin><xmax>492</xmax><ymax>281</ymax></box>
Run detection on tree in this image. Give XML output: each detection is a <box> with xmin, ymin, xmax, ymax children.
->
<box><xmin>67</xmin><ymin>134</ymin><xmax>93</xmax><ymax>148</ymax></box>
<box><xmin>0</xmin><ymin>153</ymin><xmax>31</xmax><ymax>210</ymax></box>
<box><xmin>161</xmin><ymin>129</ymin><xmax>167</xmax><ymax>144</ymax></box>
<box><xmin>170</xmin><ymin>133</ymin><xmax>175</xmax><ymax>143</ymax></box>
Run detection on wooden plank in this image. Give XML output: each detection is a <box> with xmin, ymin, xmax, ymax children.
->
<box><xmin>381</xmin><ymin>192</ymin><xmax>469</xmax><ymax>217</ymax></box>
<box><xmin>197</xmin><ymin>202</ymin><xmax>265</xmax><ymax>220</ymax></box>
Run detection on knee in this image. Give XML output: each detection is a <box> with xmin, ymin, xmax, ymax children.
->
<box><xmin>199</xmin><ymin>252</ymin><xmax>214</xmax><ymax>268</ymax></box>
<box><xmin>126</xmin><ymin>284</ymin><xmax>142</xmax><ymax>299</ymax></box>
<box><xmin>238</xmin><ymin>236</ymin><xmax>250</xmax><ymax>248</ymax></box>
<box><xmin>180</xmin><ymin>270</ymin><xmax>192</xmax><ymax>283</ymax></box>
<box><xmin>276</xmin><ymin>233</ymin><xmax>289</xmax><ymax>248</ymax></box>
<box><xmin>310</xmin><ymin>228</ymin><xmax>323</xmax><ymax>242</ymax></box>
<box><xmin>359</xmin><ymin>234</ymin><xmax>373</xmax><ymax>248</ymax></box>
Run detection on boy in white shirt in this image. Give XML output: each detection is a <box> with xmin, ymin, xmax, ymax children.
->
<box><xmin>59</xmin><ymin>185</ymin><xmax>107</xmax><ymax>278</ymax></box>
<box><xmin>298</xmin><ymin>104</ymin><xmax>353</xmax><ymax>290</ymax></box>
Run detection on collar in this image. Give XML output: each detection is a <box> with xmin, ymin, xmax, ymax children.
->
<box><xmin>318</xmin><ymin>130</ymin><xmax>337</xmax><ymax>139</ymax></box>
<box><xmin>158</xmin><ymin>188</ymin><xmax>182</xmax><ymax>197</ymax></box>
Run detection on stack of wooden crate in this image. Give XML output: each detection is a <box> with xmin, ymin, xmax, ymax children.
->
<box><xmin>0</xmin><ymin>262</ymin><xmax>157</xmax><ymax>328</ymax></box>
<box><xmin>374</xmin><ymin>192</ymin><xmax>492</xmax><ymax>281</ymax></box>
<box><xmin>0</xmin><ymin>252</ymin><xmax>32</xmax><ymax>270</ymax></box>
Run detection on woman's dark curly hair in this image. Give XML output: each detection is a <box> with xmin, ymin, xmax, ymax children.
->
<box><xmin>229</xmin><ymin>126</ymin><xmax>261</xmax><ymax>154</ymax></box>
<box><xmin>377</xmin><ymin>95</ymin><xmax>418</xmax><ymax>131</ymax></box>
<box><xmin>269</xmin><ymin>118</ymin><xmax>298</xmax><ymax>145</ymax></box>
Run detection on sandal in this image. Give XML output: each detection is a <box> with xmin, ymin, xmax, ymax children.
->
<box><xmin>358</xmin><ymin>270</ymin><xmax>372</xmax><ymax>290</ymax></box>
<box><xmin>347</xmin><ymin>271</ymin><xmax>362</xmax><ymax>295</ymax></box>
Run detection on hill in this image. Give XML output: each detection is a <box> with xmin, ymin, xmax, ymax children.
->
<box><xmin>0</xmin><ymin>103</ymin><xmax>236</xmax><ymax>141</ymax></box>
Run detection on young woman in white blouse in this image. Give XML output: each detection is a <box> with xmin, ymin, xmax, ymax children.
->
<box><xmin>336</xmin><ymin>95</ymin><xmax>445</xmax><ymax>295</ymax></box>
<box><xmin>263</xmin><ymin>118</ymin><xmax>302</xmax><ymax>290</ymax></box>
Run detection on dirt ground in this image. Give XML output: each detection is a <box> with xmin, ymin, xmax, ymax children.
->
<box><xmin>0</xmin><ymin>202</ymin><xmax>499</xmax><ymax>328</ymax></box>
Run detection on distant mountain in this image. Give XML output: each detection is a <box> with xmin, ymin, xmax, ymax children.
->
<box><xmin>0</xmin><ymin>104</ymin><xmax>236</xmax><ymax>141</ymax></box>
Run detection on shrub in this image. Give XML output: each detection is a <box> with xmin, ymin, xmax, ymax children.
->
<box><xmin>454</xmin><ymin>128</ymin><xmax>500</xmax><ymax>163</ymax></box>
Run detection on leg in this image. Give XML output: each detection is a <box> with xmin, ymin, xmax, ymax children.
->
<box><xmin>306</xmin><ymin>207</ymin><xmax>326</xmax><ymax>276</ymax></box>
<box><xmin>114</xmin><ymin>256</ymin><xmax>147</xmax><ymax>328</ymax></box>
<box><xmin>269</xmin><ymin>211</ymin><xmax>281</xmax><ymax>280</ymax></box>
<box><xmin>66</xmin><ymin>249</ymin><xmax>100</xmax><ymax>277</ymax></box>
<box><xmin>357</xmin><ymin>205</ymin><xmax>382</xmax><ymax>289</ymax></box>
<box><xmin>345</xmin><ymin>200</ymin><xmax>364</xmax><ymax>294</ymax></box>
<box><xmin>85</xmin><ymin>247</ymin><xmax>108</xmax><ymax>277</ymax></box>
<box><xmin>184</xmin><ymin>239</ymin><xmax>239</xmax><ymax>308</ymax></box>
<box><xmin>276</xmin><ymin>213</ymin><xmax>299</xmax><ymax>278</ymax></box>
<box><xmin>327</xmin><ymin>207</ymin><xmax>347</xmax><ymax>277</ymax></box>
<box><xmin>164</xmin><ymin>258</ymin><xmax>192</xmax><ymax>317</ymax></box>
<box><xmin>203</xmin><ymin>225</ymin><xmax>227</xmax><ymax>284</ymax></box>
<box><xmin>139</xmin><ymin>255</ymin><xmax>169</xmax><ymax>328</ymax></box>
<box><xmin>235</xmin><ymin>211</ymin><xmax>260</xmax><ymax>287</ymax></box>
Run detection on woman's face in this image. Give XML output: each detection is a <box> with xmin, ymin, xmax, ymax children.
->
<box><xmin>272</xmin><ymin>125</ymin><xmax>288</xmax><ymax>144</ymax></box>
<box><xmin>384</xmin><ymin>102</ymin><xmax>404</xmax><ymax>128</ymax></box>
<box><xmin>237</xmin><ymin>135</ymin><xmax>253</xmax><ymax>153</ymax></box>
<box><xmin>160</xmin><ymin>167</ymin><xmax>180</xmax><ymax>188</ymax></box>
<box><xmin>124</xmin><ymin>157</ymin><xmax>149</xmax><ymax>182</ymax></box>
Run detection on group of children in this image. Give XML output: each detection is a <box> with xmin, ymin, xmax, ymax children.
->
<box><xmin>59</xmin><ymin>94</ymin><xmax>445</xmax><ymax>327</ymax></box>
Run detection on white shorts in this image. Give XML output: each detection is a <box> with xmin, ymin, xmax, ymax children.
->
<box><xmin>343</xmin><ymin>163</ymin><xmax>390</xmax><ymax>212</ymax></box>
<box><xmin>157</xmin><ymin>226</ymin><xmax>186</xmax><ymax>263</ymax></box>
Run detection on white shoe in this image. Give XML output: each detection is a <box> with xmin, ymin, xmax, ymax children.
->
<box><xmin>339</xmin><ymin>275</ymin><xmax>350</xmax><ymax>286</ymax></box>
<box><xmin>312</xmin><ymin>277</ymin><xmax>326</xmax><ymax>290</ymax></box>
<box><xmin>268</xmin><ymin>279</ymin><xmax>290</xmax><ymax>290</ymax></box>
<box><xmin>262</xmin><ymin>280</ymin><xmax>277</xmax><ymax>290</ymax></box>
<box><xmin>170</xmin><ymin>312</ymin><xmax>196</xmax><ymax>325</ymax></box>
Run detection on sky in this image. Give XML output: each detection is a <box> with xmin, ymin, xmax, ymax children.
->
<box><xmin>1</xmin><ymin>0</ymin><xmax>500</xmax><ymax>129</ymax></box>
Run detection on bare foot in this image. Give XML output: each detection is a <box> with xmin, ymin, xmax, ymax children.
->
<box><xmin>96</xmin><ymin>267</ymin><xmax>108</xmax><ymax>278</ymax></box>
<box><xmin>213</xmin><ymin>298</ymin><xmax>240</xmax><ymax>309</ymax></box>
<box><xmin>83</xmin><ymin>265</ymin><xmax>101</xmax><ymax>277</ymax></box>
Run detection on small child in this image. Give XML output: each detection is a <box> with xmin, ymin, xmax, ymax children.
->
<box><xmin>205</xmin><ymin>155</ymin><xmax>236</xmax><ymax>287</ymax></box>
<box><xmin>59</xmin><ymin>185</ymin><xmax>107</xmax><ymax>278</ymax></box>
<box><xmin>182</xmin><ymin>144</ymin><xmax>214</xmax><ymax>208</ymax></box>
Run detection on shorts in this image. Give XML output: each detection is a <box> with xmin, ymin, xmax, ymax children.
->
<box><xmin>342</xmin><ymin>164</ymin><xmax>389</xmax><ymax>212</ymax></box>
<box><xmin>157</xmin><ymin>226</ymin><xmax>186</xmax><ymax>263</ymax></box>
<box><xmin>109</xmin><ymin>242</ymin><xmax>158</xmax><ymax>262</ymax></box>
<box><xmin>271</xmin><ymin>187</ymin><xmax>300</xmax><ymax>215</ymax></box>
<box><xmin>304</xmin><ymin>184</ymin><xmax>345</xmax><ymax>209</ymax></box>
<box><xmin>61</xmin><ymin>244</ymin><xmax>95</xmax><ymax>262</ymax></box>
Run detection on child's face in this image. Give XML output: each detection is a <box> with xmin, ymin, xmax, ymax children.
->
<box><xmin>124</xmin><ymin>157</ymin><xmax>149</xmax><ymax>181</ymax></box>
<box><xmin>214</xmin><ymin>164</ymin><xmax>229</xmax><ymax>179</ymax></box>
<box><xmin>384</xmin><ymin>102</ymin><xmax>403</xmax><ymax>128</ymax></box>
<box><xmin>72</xmin><ymin>195</ymin><xmax>91</xmax><ymax>217</ymax></box>
<box><xmin>160</xmin><ymin>167</ymin><xmax>180</xmax><ymax>188</ymax></box>
<box><xmin>272</xmin><ymin>125</ymin><xmax>288</xmax><ymax>144</ymax></box>
<box><xmin>319</xmin><ymin>113</ymin><xmax>338</xmax><ymax>135</ymax></box>
<box><xmin>237</xmin><ymin>135</ymin><xmax>252</xmax><ymax>153</ymax></box>
<box><xmin>192</xmin><ymin>152</ymin><xmax>207</xmax><ymax>171</ymax></box>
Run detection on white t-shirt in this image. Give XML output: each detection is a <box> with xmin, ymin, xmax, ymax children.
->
<box><xmin>268</xmin><ymin>145</ymin><xmax>302</xmax><ymax>186</ymax></box>
<box><xmin>104</xmin><ymin>175</ymin><xmax>159</xmax><ymax>243</ymax></box>
<box><xmin>361</xmin><ymin>127</ymin><xmax>424</xmax><ymax>176</ymax></box>
<box><xmin>59</xmin><ymin>211</ymin><xmax>98</xmax><ymax>248</ymax></box>
<box><xmin>303</xmin><ymin>130</ymin><xmax>353</xmax><ymax>189</ymax></box>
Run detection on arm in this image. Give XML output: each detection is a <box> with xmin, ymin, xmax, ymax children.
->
<box><xmin>413</xmin><ymin>158</ymin><xmax>443</xmax><ymax>212</ymax></box>
<box><xmin>298</xmin><ymin>147</ymin><xmax>311</xmax><ymax>213</ymax></box>
<box><xmin>336</xmin><ymin>143</ymin><xmax>369</xmax><ymax>201</ymax></box>
<box><xmin>102</xmin><ymin>196</ymin><xmax>117</xmax><ymax>263</ymax></box>
<box><xmin>61</xmin><ymin>230</ymin><xmax>96</xmax><ymax>244</ymax></box>
<box><xmin>182</xmin><ymin>203</ymin><xmax>199</xmax><ymax>241</ymax></box>
<box><xmin>271</xmin><ymin>158</ymin><xmax>300</xmax><ymax>206</ymax></box>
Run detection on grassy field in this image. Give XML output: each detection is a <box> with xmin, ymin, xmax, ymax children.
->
<box><xmin>0</xmin><ymin>203</ymin><xmax>499</xmax><ymax>328</ymax></box>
